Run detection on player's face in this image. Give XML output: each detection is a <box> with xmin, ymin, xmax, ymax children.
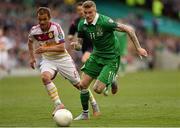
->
<box><xmin>84</xmin><ymin>7</ymin><xmax>96</xmax><ymax>24</ymax></box>
<box><xmin>38</xmin><ymin>13</ymin><xmax>50</xmax><ymax>31</ymax></box>
<box><xmin>76</xmin><ymin>5</ymin><xmax>84</xmax><ymax>18</ymax></box>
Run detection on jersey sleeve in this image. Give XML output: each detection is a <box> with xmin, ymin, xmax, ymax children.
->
<box><xmin>28</xmin><ymin>28</ymin><xmax>35</xmax><ymax>42</ymax></box>
<box><xmin>54</xmin><ymin>24</ymin><xmax>65</xmax><ymax>44</ymax></box>
<box><xmin>104</xmin><ymin>17</ymin><xmax>118</xmax><ymax>31</ymax></box>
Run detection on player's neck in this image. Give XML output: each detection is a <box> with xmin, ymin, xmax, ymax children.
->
<box><xmin>41</xmin><ymin>22</ymin><xmax>51</xmax><ymax>32</ymax></box>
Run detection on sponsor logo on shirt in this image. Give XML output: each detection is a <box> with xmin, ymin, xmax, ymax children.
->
<box><xmin>34</xmin><ymin>31</ymin><xmax>54</xmax><ymax>41</ymax></box>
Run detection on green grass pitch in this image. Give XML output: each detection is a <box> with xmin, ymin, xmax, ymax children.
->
<box><xmin>0</xmin><ymin>70</ymin><xmax>180</xmax><ymax>127</ymax></box>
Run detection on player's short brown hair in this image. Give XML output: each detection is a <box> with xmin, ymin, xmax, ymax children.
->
<box><xmin>83</xmin><ymin>0</ymin><xmax>96</xmax><ymax>9</ymax></box>
<box><xmin>37</xmin><ymin>7</ymin><xmax>51</xmax><ymax>18</ymax></box>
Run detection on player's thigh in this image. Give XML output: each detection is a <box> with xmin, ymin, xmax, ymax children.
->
<box><xmin>57</xmin><ymin>56</ymin><xmax>80</xmax><ymax>85</ymax></box>
<box><xmin>97</xmin><ymin>58</ymin><xmax>120</xmax><ymax>86</ymax></box>
<box><xmin>40</xmin><ymin>59</ymin><xmax>57</xmax><ymax>80</ymax></box>
<box><xmin>81</xmin><ymin>55</ymin><xmax>102</xmax><ymax>79</ymax></box>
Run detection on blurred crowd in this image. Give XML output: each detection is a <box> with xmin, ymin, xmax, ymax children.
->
<box><xmin>118</xmin><ymin>12</ymin><xmax>180</xmax><ymax>69</ymax></box>
<box><xmin>122</xmin><ymin>0</ymin><xmax>180</xmax><ymax>20</ymax></box>
<box><xmin>0</xmin><ymin>0</ymin><xmax>179</xmax><ymax>72</ymax></box>
<box><xmin>0</xmin><ymin>0</ymin><xmax>77</xmax><ymax>68</ymax></box>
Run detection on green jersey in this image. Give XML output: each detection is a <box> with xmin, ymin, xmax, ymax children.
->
<box><xmin>78</xmin><ymin>13</ymin><xmax>121</xmax><ymax>60</ymax></box>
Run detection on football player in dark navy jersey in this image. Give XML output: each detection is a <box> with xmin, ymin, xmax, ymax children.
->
<box><xmin>68</xmin><ymin>2</ymin><xmax>93</xmax><ymax>63</ymax></box>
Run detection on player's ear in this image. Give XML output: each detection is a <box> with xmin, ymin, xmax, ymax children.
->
<box><xmin>48</xmin><ymin>15</ymin><xmax>51</xmax><ymax>20</ymax></box>
<box><xmin>48</xmin><ymin>12</ymin><xmax>51</xmax><ymax>19</ymax></box>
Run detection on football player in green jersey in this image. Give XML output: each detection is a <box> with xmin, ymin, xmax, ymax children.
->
<box><xmin>72</xmin><ymin>0</ymin><xmax>147</xmax><ymax>120</ymax></box>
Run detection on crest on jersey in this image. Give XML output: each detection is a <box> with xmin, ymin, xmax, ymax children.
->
<box><xmin>83</xmin><ymin>26</ymin><xmax>87</xmax><ymax>31</ymax></box>
<box><xmin>108</xmin><ymin>18</ymin><xmax>114</xmax><ymax>23</ymax></box>
<box><xmin>34</xmin><ymin>31</ymin><xmax>54</xmax><ymax>41</ymax></box>
<box><xmin>96</xmin><ymin>26</ymin><xmax>103</xmax><ymax>37</ymax></box>
<box><xmin>48</xmin><ymin>32</ymin><xmax>53</xmax><ymax>38</ymax></box>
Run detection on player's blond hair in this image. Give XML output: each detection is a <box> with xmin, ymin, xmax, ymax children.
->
<box><xmin>37</xmin><ymin>7</ymin><xmax>51</xmax><ymax>18</ymax></box>
<box><xmin>82</xmin><ymin>0</ymin><xmax>96</xmax><ymax>9</ymax></box>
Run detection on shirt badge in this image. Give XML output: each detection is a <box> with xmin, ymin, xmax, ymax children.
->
<box><xmin>48</xmin><ymin>32</ymin><xmax>53</xmax><ymax>38</ymax></box>
<box><xmin>108</xmin><ymin>19</ymin><xmax>114</xmax><ymax>23</ymax></box>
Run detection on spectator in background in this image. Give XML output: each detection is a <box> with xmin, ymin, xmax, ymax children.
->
<box><xmin>0</xmin><ymin>26</ymin><xmax>13</xmax><ymax>75</ymax></box>
<box><xmin>126</xmin><ymin>0</ymin><xmax>136</xmax><ymax>7</ymax></box>
<box><xmin>152</xmin><ymin>0</ymin><xmax>164</xmax><ymax>17</ymax></box>
<box><xmin>152</xmin><ymin>17</ymin><xmax>159</xmax><ymax>35</ymax></box>
<box><xmin>136</xmin><ymin>0</ymin><xmax>145</xmax><ymax>8</ymax></box>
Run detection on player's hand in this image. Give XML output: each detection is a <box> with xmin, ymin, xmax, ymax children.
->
<box><xmin>137</xmin><ymin>48</ymin><xmax>148</xmax><ymax>58</ymax></box>
<box><xmin>70</xmin><ymin>42</ymin><xmax>78</xmax><ymax>49</ymax></box>
<box><xmin>30</xmin><ymin>58</ymin><xmax>36</xmax><ymax>69</ymax></box>
<box><xmin>35</xmin><ymin>46</ymin><xmax>47</xmax><ymax>54</ymax></box>
<box><xmin>70</xmin><ymin>42</ymin><xmax>81</xmax><ymax>50</ymax></box>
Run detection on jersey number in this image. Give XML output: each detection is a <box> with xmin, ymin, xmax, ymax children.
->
<box><xmin>89</xmin><ymin>32</ymin><xmax>95</xmax><ymax>40</ymax></box>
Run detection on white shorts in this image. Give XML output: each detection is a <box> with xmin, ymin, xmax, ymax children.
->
<box><xmin>40</xmin><ymin>55</ymin><xmax>80</xmax><ymax>85</ymax></box>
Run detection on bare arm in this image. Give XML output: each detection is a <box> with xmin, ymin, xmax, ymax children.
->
<box><xmin>116</xmin><ymin>23</ymin><xmax>141</xmax><ymax>50</ymax></box>
<box><xmin>116</xmin><ymin>23</ymin><xmax>147</xmax><ymax>57</ymax></box>
<box><xmin>45</xmin><ymin>43</ymin><xmax>65</xmax><ymax>52</ymax></box>
<box><xmin>35</xmin><ymin>43</ymin><xmax>65</xmax><ymax>54</ymax></box>
<box><xmin>67</xmin><ymin>35</ymin><xmax>74</xmax><ymax>42</ymax></box>
<box><xmin>28</xmin><ymin>39</ymin><xmax>36</xmax><ymax>69</ymax></box>
<box><xmin>70</xmin><ymin>38</ymin><xmax>83</xmax><ymax>51</ymax></box>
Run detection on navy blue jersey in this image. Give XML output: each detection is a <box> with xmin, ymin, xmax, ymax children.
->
<box><xmin>68</xmin><ymin>17</ymin><xmax>93</xmax><ymax>53</ymax></box>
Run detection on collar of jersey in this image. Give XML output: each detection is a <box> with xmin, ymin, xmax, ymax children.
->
<box><xmin>84</xmin><ymin>13</ymin><xmax>99</xmax><ymax>25</ymax></box>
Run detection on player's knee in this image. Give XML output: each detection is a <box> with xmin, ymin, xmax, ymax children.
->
<box><xmin>93</xmin><ymin>85</ymin><xmax>103</xmax><ymax>94</ymax></box>
<box><xmin>93</xmin><ymin>80</ymin><xmax>106</xmax><ymax>94</ymax></box>
<box><xmin>41</xmin><ymin>74</ymin><xmax>51</xmax><ymax>85</ymax></box>
<box><xmin>79</xmin><ymin>81</ymin><xmax>88</xmax><ymax>90</ymax></box>
<box><xmin>94</xmin><ymin>88</ymin><xmax>102</xmax><ymax>94</ymax></box>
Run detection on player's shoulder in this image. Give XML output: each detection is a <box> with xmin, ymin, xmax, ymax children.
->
<box><xmin>77</xmin><ymin>18</ymin><xmax>85</xmax><ymax>30</ymax></box>
<box><xmin>50</xmin><ymin>22</ymin><xmax>61</xmax><ymax>30</ymax></box>
<box><xmin>31</xmin><ymin>24</ymin><xmax>40</xmax><ymax>30</ymax></box>
<box><xmin>99</xmin><ymin>14</ymin><xmax>113</xmax><ymax>22</ymax></box>
<box><xmin>50</xmin><ymin>22</ymin><xmax>63</xmax><ymax>33</ymax></box>
<box><xmin>30</xmin><ymin>24</ymin><xmax>40</xmax><ymax>34</ymax></box>
<box><xmin>78</xmin><ymin>18</ymin><xmax>85</xmax><ymax>26</ymax></box>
